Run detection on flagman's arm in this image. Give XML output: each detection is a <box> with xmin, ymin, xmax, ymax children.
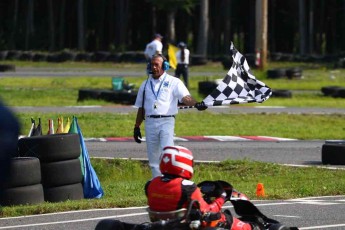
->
<box><xmin>135</xmin><ymin>107</ymin><xmax>144</xmax><ymax>127</ymax></box>
<box><xmin>182</xmin><ymin>95</ymin><xmax>207</xmax><ymax>111</ymax></box>
<box><xmin>133</xmin><ymin>107</ymin><xmax>144</xmax><ymax>144</ymax></box>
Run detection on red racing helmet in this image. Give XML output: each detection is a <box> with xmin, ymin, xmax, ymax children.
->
<box><xmin>159</xmin><ymin>146</ymin><xmax>194</xmax><ymax>179</ymax></box>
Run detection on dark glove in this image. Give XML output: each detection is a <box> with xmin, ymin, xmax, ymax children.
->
<box><xmin>133</xmin><ymin>127</ymin><xmax>142</xmax><ymax>144</ymax></box>
<box><xmin>195</xmin><ymin>101</ymin><xmax>208</xmax><ymax>111</ymax></box>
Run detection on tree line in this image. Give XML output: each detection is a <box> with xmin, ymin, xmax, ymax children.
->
<box><xmin>0</xmin><ymin>0</ymin><xmax>344</xmax><ymax>59</ymax></box>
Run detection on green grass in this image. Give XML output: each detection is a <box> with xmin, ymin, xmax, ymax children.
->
<box><xmin>14</xmin><ymin>112</ymin><xmax>345</xmax><ymax>140</ymax></box>
<box><xmin>1</xmin><ymin>158</ymin><xmax>345</xmax><ymax>217</ymax></box>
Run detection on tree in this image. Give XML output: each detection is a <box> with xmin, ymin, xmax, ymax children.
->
<box><xmin>148</xmin><ymin>0</ymin><xmax>196</xmax><ymax>43</ymax></box>
<box><xmin>25</xmin><ymin>0</ymin><xmax>34</xmax><ymax>50</ymax></box>
<box><xmin>77</xmin><ymin>0</ymin><xmax>84</xmax><ymax>51</ymax></box>
<box><xmin>48</xmin><ymin>0</ymin><xmax>55</xmax><ymax>51</ymax></box>
<box><xmin>196</xmin><ymin>0</ymin><xmax>208</xmax><ymax>56</ymax></box>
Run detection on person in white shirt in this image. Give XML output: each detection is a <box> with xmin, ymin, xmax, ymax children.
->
<box><xmin>133</xmin><ymin>54</ymin><xmax>207</xmax><ymax>178</ymax></box>
<box><xmin>144</xmin><ymin>34</ymin><xmax>163</xmax><ymax>61</ymax></box>
<box><xmin>175</xmin><ymin>42</ymin><xmax>190</xmax><ymax>88</ymax></box>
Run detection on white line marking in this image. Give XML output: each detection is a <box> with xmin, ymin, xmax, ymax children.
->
<box><xmin>0</xmin><ymin>212</ymin><xmax>148</xmax><ymax>229</ymax></box>
<box><xmin>273</xmin><ymin>215</ymin><xmax>301</xmax><ymax>218</ymax></box>
<box><xmin>299</xmin><ymin>223</ymin><xmax>345</xmax><ymax>229</ymax></box>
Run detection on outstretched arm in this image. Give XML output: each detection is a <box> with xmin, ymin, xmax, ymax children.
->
<box><xmin>181</xmin><ymin>95</ymin><xmax>207</xmax><ymax>111</ymax></box>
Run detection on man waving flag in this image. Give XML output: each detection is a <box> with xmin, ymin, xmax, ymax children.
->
<box><xmin>202</xmin><ymin>42</ymin><xmax>272</xmax><ymax>107</ymax></box>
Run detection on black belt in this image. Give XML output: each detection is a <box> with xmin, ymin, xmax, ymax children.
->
<box><xmin>147</xmin><ymin>115</ymin><xmax>175</xmax><ymax>118</ymax></box>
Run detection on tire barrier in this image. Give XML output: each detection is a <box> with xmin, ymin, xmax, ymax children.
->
<box><xmin>18</xmin><ymin>133</ymin><xmax>84</xmax><ymax>203</ymax></box>
<box><xmin>0</xmin><ymin>64</ymin><xmax>15</xmax><ymax>72</ymax></box>
<box><xmin>41</xmin><ymin>158</ymin><xmax>83</xmax><ymax>187</ymax></box>
<box><xmin>267</xmin><ymin>69</ymin><xmax>287</xmax><ymax>79</ymax></box>
<box><xmin>0</xmin><ymin>157</ymin><xmax>44</xmax><ymax>206</ymax></box>
<box><xmin>321</xmin><ymin>86</ymin><xmax>345</xmax><ymax>98</ymax></box>
<box><xmin>267</xmin><ymin>68</ymin><xmax>302</xmax><ymax>80</ymax></box>
<box><xmin>221</xmin><ymin>57</ymin><xmax>233</xmax><ymax>70</ymax></box>
<box><xmin>198</xmin><ymin>81</ymin><xmax>218</xmax><ymax>96</ymax></box>
<box><xmin>78</xmin><ymin>88</ymin><xmax>137</xmax><ymax>105</ymax></box>
<box><xmin>322</xmin><ymin>141</ymin><xmax>345</xmax><ymax>165</ymax></box>
<box><xmin>0</xmin><ymin>184</ymin><xmax>45</xmax><ymax>206</ymax></box>
<box><xmin>271</xmin><ymin>89</ymin><xmax>292</xmax><ymax>98</ymax></box>
<box><xmin>44</xmin><ymin>183</ymin><xmax>84</xmax><ymax>203</ymax></box>
<box><xmin>18</xmin><ymin>133</ymin><xmax>81</xmax><ymax>162</ymax></box>
<box><xmin>5</xmin><ymin>157</ymin><xmax>41</xmax><ymax>188</ymax></box>
<box><xmin>286</xmin><ymin>67</ymin><xmax>302</xmax><ymax>79</ymax></box>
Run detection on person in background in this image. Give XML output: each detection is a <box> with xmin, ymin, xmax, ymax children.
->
<box><xmin>175</xmin><ymin>42</ymin><xmax>190</xmax><ymax>88</ymax></box>
<box><xmin>0</xmin><ymin>101</ymin><xmax>20</xmax><ymax>198</ymax></box>
<box><xmin>144</xmin><ymin>33</ymin><xmax>163</xmax><ymax>61</ymax></box>
<box><xmin>133</xmin><ymin>54</ymin><xmax>207</xmax><ymax>178</ymax></box>
<box><xmin>145</xmin><ymin>146</ymin><xmax>261</xmax><ymax>230</ymax></box>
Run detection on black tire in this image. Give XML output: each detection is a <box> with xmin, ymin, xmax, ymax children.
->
<box><xmin>41</xmin><ymin>158</ymin><xmax>82</xmax><ymax>187</ymax></box>
<box><xmin>95</xmin><ymin>219</ymin><xmax>127</xmax><ymax>230</ymax></box>
<box><xmin>0</xmin><ymin>184</ymin><xmax>44</xmax><ymax>206</ymax></box>
<box><xmin>5</xmin><ymin>157</ymin><xmax>41</xmax><ymax>188</ymax></box>
<box><xmin>321</xmin><ymin>86</ymin><xmax>342</xmax><ymax>97</ymax></box>
<box><xmin>44</xmin><ymin>183</ymin><xmax>84</xmax><ymax>202</ymax></box>
<box><xmin>198</xmin><ymin>81</ymin><xmax>218</xmax><ymax>95</ymax></box>
<box><xmin>18</xmin><ymin>133</ymin><xmax>81</xmax><ymax>163</ymax></box>
<box><xmin>286</xmin><ymin>68</ymin><xmax>302</xmax><ymax>79</ymax></box>
<box><xmin>322</xmin><ymin>143</ymin><xmax>345</xmax><ymax>165</ymax></box>
<box><xmin>271</xmin><ymin>90</ymin><xmax>292</xmax><ymax>98</ymax></box>
<box><xmin>79</xmin><ymin>88</ymin><xmax>138</xmax><ymax>104</ymax></box>
<box><xmin>78</xmin><ymin>88</ymin><xmax>104</xmax><ymax>101</ymax></box>
<box><xmin>0</xmin><ymin>64</ymin><xmax>15</xmax><ymax>72</ymax></box>
<box><xmin>267</xmin><ymin>69</ymin><xmax>286</xmax><ymax>79</ymax></box>
<box><xmin>325</xmin><ymin>140</ymin><xmax>345</xmax><ymax>144</ymax></box>
<box><xmin>333</xmin><ymin>88</ymin><xmax>345</xmax><ymax>98</ymax></box>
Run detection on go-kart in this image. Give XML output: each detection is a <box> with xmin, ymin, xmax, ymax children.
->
<box><xmin>95</xmin><ymin>180</ymin><xmax>299</xmax><ymax>230</ymax></box>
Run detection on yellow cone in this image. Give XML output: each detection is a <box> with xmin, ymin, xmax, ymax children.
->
<box><xmin>64</xmin><ymin>117</ymin><xmax>71</xmax><ymax>133</ymax></box>
<box><xmin>56</xmin><ymin>117</ymin><xmax>64</xmax><ymax>134</ymax></box>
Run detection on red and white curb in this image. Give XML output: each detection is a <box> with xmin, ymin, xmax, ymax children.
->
<box><xmin>84</xmin><ymin>136</ymin><xmax>297</xmax><ymax>142</ymax></box>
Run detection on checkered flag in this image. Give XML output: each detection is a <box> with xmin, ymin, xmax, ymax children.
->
<box><xmin>202</xmin><ymin>42</ymin><xmax>272</xmax><ymax>107</ymax></box>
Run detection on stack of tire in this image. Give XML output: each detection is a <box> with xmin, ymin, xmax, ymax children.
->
<box><xmin>322</xmin><ymin>140</ymin><xmax>345</xmax><ymax>165</ymax></box>
<box><xmin>198</xmin><ymin>81</ymin><xmax>218</xmax><ymax>96</ymax></box>
<box><xmin>321</xmin><ymin>86</ymin><xmax>345</xmax><ymax>98</ymax></box>
<box><xmin>18</xmin><ymin>133</ymin><xmax>84</xmax><ymax>202</ymax></box>
<box><xmin>267</xmin><ymin>68</ymin><xmax>302</xmax><ymax>80</ymax></box>
<box><xmin>0</xmin><ymin>157</ymin><xmax>44</xmax><ymax>206</ymax></box>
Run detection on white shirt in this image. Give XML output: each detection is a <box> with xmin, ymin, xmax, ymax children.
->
<box><xmin>134</xmin><ymin>73</ymin><xmax>190</xmax><ymax>115</ymax></box>
<box><xmin>176</xmin><ymin>48</ymin><xmax>190</xmax><ymax>65</ymax></box>
<box><xmin>144</xmin><ymin>39</ymin><xmax>163</xmax><ymax>59</ymax></box>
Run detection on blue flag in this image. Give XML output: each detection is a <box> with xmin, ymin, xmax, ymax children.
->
<box><xmin>69</xmin><ymin>116</ymin><xmax>104</xmax><ymax>199</ymax></box>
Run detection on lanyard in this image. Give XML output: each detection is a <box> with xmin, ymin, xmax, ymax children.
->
<box><xmin>150</xmin><ymin>73</ymin><xmax>167</xmax><ymax>100</ymax></box>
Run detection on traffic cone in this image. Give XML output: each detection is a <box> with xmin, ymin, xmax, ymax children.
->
<box><xmin>64</xmin><ymin>117</ymin><xmax>71</xmax><ymax>133</ymax></box>
<box><xmin>47</xmin><ymin>119</ymin><xmax>55</xmax><ymax>135</ymax></box>
<box><xmin>256</xmin><ymin>183</ymin><xmax>265</xmax><ymax>197</ymax></box>
<box><xmin>56</xmin><ymin>117</ymin><xmax>64</xmax><ymax>133</ymax></box>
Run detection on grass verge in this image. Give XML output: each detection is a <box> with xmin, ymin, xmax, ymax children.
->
<box><xmin>1</xmin><ymin>158</ymin><xmax>345</xmax><ymax>218</ymax></box>
<box><xmin>15</xmin><ymin>112</ymin><xmax>345</xmax><ymax>140</ymax></box>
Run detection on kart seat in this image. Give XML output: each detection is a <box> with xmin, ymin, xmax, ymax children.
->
<box><xmin>147</xmin><ymin>208</ymin><xmax>187</xmax><ymax>222</ymax></box>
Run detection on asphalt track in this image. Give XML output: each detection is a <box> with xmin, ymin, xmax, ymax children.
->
<box><xmin>1</xmin><ymin>196</ymin><xmax>345</xmax><ymax>229</ymax></box>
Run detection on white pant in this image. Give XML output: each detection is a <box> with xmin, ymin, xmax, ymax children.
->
<box><xmin>145</xmin><ymin>117</ymin><xmax>175</xmax><ymax>178</ymax></box>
